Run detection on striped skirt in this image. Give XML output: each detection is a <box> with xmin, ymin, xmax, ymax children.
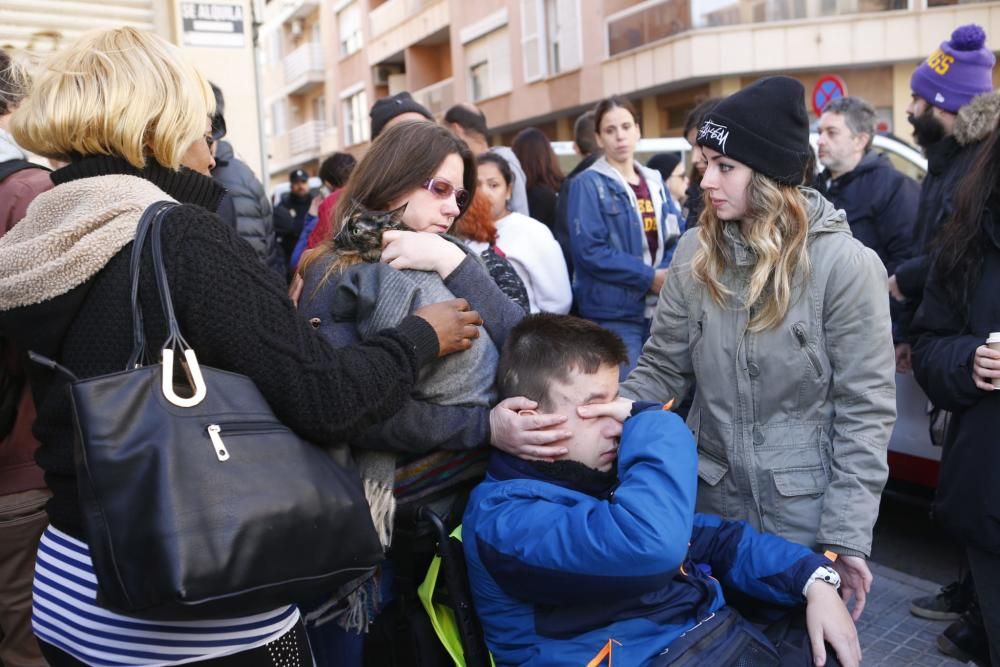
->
<box><xmin>32</xmin><ymin>526</ymin><xmax>301</xmax><ymax>666</ymax></box>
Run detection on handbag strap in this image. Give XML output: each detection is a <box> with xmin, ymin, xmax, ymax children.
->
<box><xmin>127</xmin><ymin>202</ymin><xmax>177</xmax><ymax>369</ymax></box>
<box><xmin>127</xmin><ymin>201</ymin><xmax>208</xmax><ymax>408</ymax></box>
<box><xmin>150</xmin><ymin>206</ymin><xmax>194</xmax><ymax>352</ymax></box>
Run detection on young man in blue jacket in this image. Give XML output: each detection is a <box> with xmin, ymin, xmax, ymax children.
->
<box><xmin>464</xmin><ymin>314</ymin><xmax>860</xmax><ymax>666</ymax></box>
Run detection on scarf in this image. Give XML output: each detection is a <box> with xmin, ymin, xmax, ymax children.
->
<box><xmin>0</xmin><ymin>176</ymin><xmax>173</xmax><ymax>310</ymax></box>
<box><xmin>0</xmin><ymin>157</ymin><xmax>225</xmax><ymax>311</ymax></box>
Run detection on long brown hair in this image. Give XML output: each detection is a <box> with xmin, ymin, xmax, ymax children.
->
<box><xmin>691</xmin><ymin>172</ymin><xmax>810</xmax><ymax>332</ymax></box>
<box><xmin>333</xmin><ymin>120</ymin><xmax>475</xmax><ymax>227</ymax></box>
<box><xmin>300</xmin><ymin>120</ymin><xmax>475</xmax><ymax>277</ymax></box>
<box><xmin>512</xmin><ymin>127</ymin><xmax>564</xmax><ymax>191</ymax></box>
<box><xmin>932</xmin><ymin>126</ymin><xmax>1000</xmax><ymax>315</ymax></box>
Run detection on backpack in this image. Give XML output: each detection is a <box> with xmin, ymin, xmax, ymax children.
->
<box><xmin>0</xmin><ymin>339</ymin><xmax>23</xmax><ymax>440</ymax></box>
<box><xmin>0</xmin><ymin>158</ymin><xmax>42</xmax><ymax>183</ymax></box>
<box><xmin>0</xmin><ymin>158</ymin><xmax>48</xmax><ymax>439</ymax></box>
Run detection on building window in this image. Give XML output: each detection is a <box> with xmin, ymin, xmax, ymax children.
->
<box><xmin>470</xmin><ymin>61</ymin><xmax>489</xmax><ymax>102</ymax></box>
<box><xmin>521</xmin><ymin>0</ymin><xmax>581</xmax><ymax>81</ymax></box>
<box><xmin>342</xmin><ymin>89</ymin><xmax>369</xmax><ymax>145</ymax></box>
<box><xmin>465</xmin><ymin>28</ymin><xmax>511</xmax><ymax>102</ymax></box>
<box><xmin>270</xmin><ymin>100</ymin><xmax>287</xmax><ymax>136</ymax></box>
<box><xmin>312</xmin><ymin>96</ymin><xmax>326</xmax><ymax>124</ymax></box>
<box><xmin>339</xmin><ymin>3</ymin><xmax>362</xmax><ymax>56</ymax></box>
<box><xmin>544</xmin><ymin>0</ymin><xmax>581</xmax><ymax>75</ymax></box>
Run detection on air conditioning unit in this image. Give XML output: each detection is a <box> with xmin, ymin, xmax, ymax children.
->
<box><xmin>373</xmin><ymin>64</ymin><xmax>403</xmax><ymax>86</ymax></box>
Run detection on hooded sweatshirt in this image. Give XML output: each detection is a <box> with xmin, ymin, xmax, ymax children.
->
<box><xmin>0</xmin><ymin>127</ymin><xmax>51</xmax><ymax>496</ymax></box>
<box><xmin>0</xmin><ymin>128</ymin><xmax>52</xmax><ymax>235</ymax></box>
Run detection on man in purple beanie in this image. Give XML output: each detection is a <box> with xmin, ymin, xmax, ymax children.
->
<box><xmin>895</xmin><ymin>23</ymin><xmax>1000</xmax><ymax>666</ymax></box>
<box><xmin>891</xmin><ymin>24</ymin><xmax>997</xmax><ymax>322</ymax></box>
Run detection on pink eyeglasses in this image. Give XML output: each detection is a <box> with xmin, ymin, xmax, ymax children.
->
<box><xmin>423</xmin><ymin>178</ymin><xmax>471</xmax><ymax>211</ymax></box>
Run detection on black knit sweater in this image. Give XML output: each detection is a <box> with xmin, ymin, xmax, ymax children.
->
<box><xmin>1</xmin><ymin>157</ymin><xmax>439</xmax><ymax>538</ymax></box>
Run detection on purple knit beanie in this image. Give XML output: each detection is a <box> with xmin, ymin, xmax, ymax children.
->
<box><xmin>911</xmin><ymin>24</ymin><xmax>995</xmax><ymax>113</ymax></box>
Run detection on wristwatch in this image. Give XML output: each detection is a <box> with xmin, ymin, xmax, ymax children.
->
<box><xmin>802</xmin><ymin>565</ymin><xmax>841</xmax><ymax>596</ymax></box>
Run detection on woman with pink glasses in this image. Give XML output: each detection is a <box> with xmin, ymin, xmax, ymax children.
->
<box><xmin>295</xmin><ymin>119</ymin><xmax>526</xmax><ymax>665</ymax></box>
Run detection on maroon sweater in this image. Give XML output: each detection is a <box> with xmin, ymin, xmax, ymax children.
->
<box><xmin>0</xmin><ymin>161</ymin><xmax>52</xmax><ymax>496</ymax></box>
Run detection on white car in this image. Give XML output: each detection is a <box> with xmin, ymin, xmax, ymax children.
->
<box><xmin>554</xmin><ymin>134</ymin><xmax>938</xmax><ymax>489</ymax></box>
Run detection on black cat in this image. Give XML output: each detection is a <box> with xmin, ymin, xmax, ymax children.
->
<box><xmin>331</xmin><ymin>202</ymin><xmax>408</xmax><ymax>267</ymax></box>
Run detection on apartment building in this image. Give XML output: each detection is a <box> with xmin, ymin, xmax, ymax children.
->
<box><xmin>1</xmin><ymin>0</ymin><xmax>264</xmax><ymax>178</ymax></box>
<box><xmin>260</xmin><ymin>0</ymin><xmax>1000</xmax><ymax>188</ymax></box>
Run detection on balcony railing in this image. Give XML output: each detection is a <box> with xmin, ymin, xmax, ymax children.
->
<box><xmin>605</xmin><ymin>0</ymin><xmax>936</xmax><ymax>57</ymax></box>
<box><xmin>289</xmin><ymin>120</ymin><xmax>325</xmax><ymax>155</ymax></box>
<box><xmin>283</xmin><ymin>42</ymin><xmax>324</xmax><ymax>94</ymax></box>
<box><xmin>369</xmin><ymin>0</ymin><xmax>434</xmax><ymax>37</ymax></box>
<box><xmin>269</xmin><ymin>0</ymin><xmax>319</xmax><ymax>22</ymax></box>
<box><xmin>411</xmin><ymin>77</ymin><xmax>454</xmax><ymax>117</ymax></box>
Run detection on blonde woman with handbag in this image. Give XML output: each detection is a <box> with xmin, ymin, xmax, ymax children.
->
<box><xmin>0</xmin><ymin>28</ymin><xmax>479</xmax><ymax>666</ymax></box>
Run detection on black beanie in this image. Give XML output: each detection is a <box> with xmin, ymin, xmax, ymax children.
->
<box><xmin>695</xmin><ymin>76</ymin><xmax>810</xmax><ymax>185</ymax></box>
<box><xmin>647</xmin><ymin>152</ymin><xmax>682</xmax><ymax>182</ymax></box>
<box><xmin>369</xmin><ymin>92</ymin><xmax>434</xmax><ymax>139</ymax></box>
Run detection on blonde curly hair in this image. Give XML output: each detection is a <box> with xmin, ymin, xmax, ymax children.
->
<box><xmin>691</xmin><ymin>172</ymin><xmax>810</xmax><ymax>332</ymax></box>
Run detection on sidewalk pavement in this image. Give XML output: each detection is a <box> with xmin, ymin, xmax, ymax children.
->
<box><xmin>859</xmin><ymin>562</ymin><xmax>972</xmax><ymax>666</ymax></box>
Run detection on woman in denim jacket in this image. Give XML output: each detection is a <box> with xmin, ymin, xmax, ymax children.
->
<box><xmin>566</xmin><ymin>96</ymin><xmax>683</xmax><ymax>377</ymax></box>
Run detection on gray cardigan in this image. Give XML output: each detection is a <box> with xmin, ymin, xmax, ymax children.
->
<box><xmin>306</xmin><ymin>258</ymin><xmax>498</xmax><ymax>408</ymax></box>
<box><xmin>301</xmin><ymin>251</ymin><xmax>524</xmax><ymax>455</ymax></box>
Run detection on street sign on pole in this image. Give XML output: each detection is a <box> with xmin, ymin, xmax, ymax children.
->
<box><xmin>812</xmin><ymin>75</ymin><xmax>847</xmax><ymax>116</ymax></box>
<box><xmin>181</xmin><ymin>2</ymin><xmax>246</xmax><ymax>48</ymax></box>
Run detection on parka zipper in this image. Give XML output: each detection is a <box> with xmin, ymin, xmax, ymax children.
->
<box><xmin>792</xmin><ymin>323</ymin><xmax>824</xmax><ymax>379</ymax></box>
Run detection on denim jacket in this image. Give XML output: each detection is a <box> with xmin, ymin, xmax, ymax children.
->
<box><xmin>567</xmin><ymin>157</ymin><xmax>683</xmax><ymax>322</ymax></box>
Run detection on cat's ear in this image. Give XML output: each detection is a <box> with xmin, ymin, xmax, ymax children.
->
<box><xmin>388</xmin><ymin>202</ymin><xmax>408</xmax><ymax>223</ymax></box>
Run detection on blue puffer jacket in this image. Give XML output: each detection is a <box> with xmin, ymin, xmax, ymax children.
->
<box><xmin>567</xmin><ymin>159</ymin><xmax>684</xmax><ymax>323</ymax></box>
<box><xmin>463</xmin><ymin>409</ymin><xmax>829</xmax><ymax>666</ymax></box>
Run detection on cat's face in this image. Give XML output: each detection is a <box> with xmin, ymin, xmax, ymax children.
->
<box><xmin>334</xmin><ymin>203</ymin><xmax>408</xmax><ymax>262</ymax></box>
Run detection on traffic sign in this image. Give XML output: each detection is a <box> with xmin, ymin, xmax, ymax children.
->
<box><xmin>812</xmin><ymin>75</ymin><xmax>847</xmax><ymax>117</ymax></box>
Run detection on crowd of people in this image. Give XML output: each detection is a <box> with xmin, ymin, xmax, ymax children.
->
<box><xmin>0</xmin><ymin>18</ymin><xmax>998</xmax><ymax>667</ymax></box>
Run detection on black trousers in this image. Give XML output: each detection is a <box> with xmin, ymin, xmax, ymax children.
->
<box><xmin>38</xmin><ymin>618</ymin><xmax>312</xmax><ymax>666</ymax></box>
<box><xmin>968</xmin><ymin>544</ymin><xmax>1000</xmax><ymax>666</ymax></box>
<box><xmin>651</xmin><ymin>605</ymin><xmax>843</xmax><ymax>667</ymax></box>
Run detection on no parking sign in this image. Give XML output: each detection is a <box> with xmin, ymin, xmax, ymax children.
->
<box><xmin>812</xmin><ymin>75</ymin><xmax>847</xmax><ymax>116</ymax></box>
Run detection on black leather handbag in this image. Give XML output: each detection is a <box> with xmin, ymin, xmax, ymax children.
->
<box><xmin>67</xmin><ymin>201</ymin><xmax>384</xmax><ymax>618</ymax></box>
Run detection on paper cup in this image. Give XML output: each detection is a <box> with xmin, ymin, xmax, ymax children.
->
<box><xmin>988</xmin><ymin>332</ymin><xmax>1000</xmax><ymax>388</ymax></box>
